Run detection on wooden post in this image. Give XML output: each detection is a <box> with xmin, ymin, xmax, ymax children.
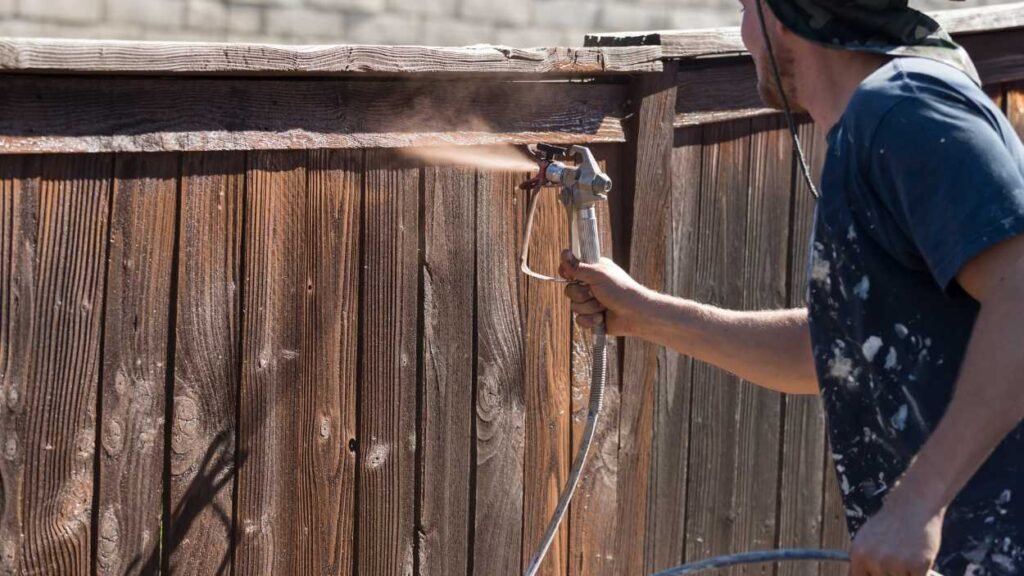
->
<box><xmin>616</xmin><ymin>62</ymin><xmax>679</xmax><ymax>575</ymax></box>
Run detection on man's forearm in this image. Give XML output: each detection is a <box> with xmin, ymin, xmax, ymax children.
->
<box><xmin>628</xmin><ymin>292</ymin><xmax>818</xmax><ymax>395</ymax></box>
<box><xmin>887</xmin><ymin>294</ymin><xmax>1024</xmax><ymax>514</ymax></box>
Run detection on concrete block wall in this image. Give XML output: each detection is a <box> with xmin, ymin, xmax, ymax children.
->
<box><xmin>1</xmin><ymin>0</ymin><xmax>1014</xmax><ymax>47</ymax></box>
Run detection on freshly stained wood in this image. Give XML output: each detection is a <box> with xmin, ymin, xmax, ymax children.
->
<box><xmin>776</xmin><ymin>122</ymin><xmax>827</xmax><ymax>576</ymax></box>
<box><xmin>357</xmin><ymin>150</ymin><xmax>419</xmax><ymax>576</ymax></box>
<box><xmin>617</xmin><ymin>62</ymin><xmax>679</xmax><ymax>575</ymax></box>
<box><xmin>522</xmin><ymin>180</ymin><xmax>572</xmax><ymax>576</ymax></box>
<box><xmin>167</xmin><ymin>152</ymin><xmax>245</xmax><ymax>576</ymax></box>
<box><xmin>0</xmin><ymin>76</ymin><xmax>628</xmax><ymax>155</ymax></box>
<box><xmin>645</xmin><ymin>127</ymin><xmax>701</xmax><ymax>574</ymax></box>
<box><xmin>0</xmin><ymin>38</ymin><xmax>662</xmax><ymax>76</ymax></box>
<box><xmin>684</xmin><ymin>119</ymin><xmax>759</xmax><ymax>572</ymax></box>
<box><xmin>1008</xmin><ymin>83</ymin><xmax>1024</xmax><ymax>139</ymax></box>
<box><xmin>234</xmin><ymin>151</ymin><xmax>306</xmax><ymax>574</ymax></box>
<box><xmin>0</xmin><ymin>155</ymin><xmax>111</xmax><ymax>575</ymax></box>
<box><xmin>296</xmin><ymin>149</ymin><xmax>361</xmax><ymax>575</ymax></box>
<box><xmin>569</xmin><ymin>145</ymin><xmax>622</xmax><ymax>576</ymax></box>
<box><xmin>473</xmin><ymin>170</ymin><xmax>528</xmax><ymax>576</ymax></box>
<box><xmin>585</xmin><ymin>4</ymin><xmax>1024</xmax><ymax>57</ymax></box>
<box><xmin>96</xmin><ymin>153</ymin><xmax>178</xmax><ymax>575</ymax></box>
<box><xmin>419</xmin><ymin>165</ymin><xmax>476</xmax><ymax>576</ymax></box>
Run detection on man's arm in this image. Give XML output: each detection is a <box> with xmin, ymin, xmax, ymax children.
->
<box><xmin>850</xmin><ymin>233</ymin><xmax>1024</xmax><ymax>576</ymax></box>
<box><xmin>559</xmin><ymin>251</ymin><xmax>819</xmax><ymax>395</ymax></box>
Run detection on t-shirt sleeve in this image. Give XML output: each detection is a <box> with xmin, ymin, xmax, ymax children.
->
<box><xmin>868</xmin><ymin>95</ymin><xmax>1024</xmax><ymax>289</ymax></box>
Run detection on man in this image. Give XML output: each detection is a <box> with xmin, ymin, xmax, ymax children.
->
<box><xmin>559</xmin><ymin>1</ymin><xmax>1024</xmax><ymax>575</ymax></box>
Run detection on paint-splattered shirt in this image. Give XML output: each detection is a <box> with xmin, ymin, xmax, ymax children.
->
<box><xmin>810</xmin><ymin>57</ymin><xmax>1024</xmax><ymax>576</ymax></box>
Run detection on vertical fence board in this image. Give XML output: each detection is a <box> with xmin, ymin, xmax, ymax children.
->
<box><xmin>618</xmin><ymin>62</ymin><xmax>679</xmax><ymax>575</ymax></box>
<box><xmin>1008</xmin><ymin>83</ymin><xmax>1024</xmax><ymax>139</ymax></box>
<box><xmin>522</xmin><ymin>178</ymin><xmax>571</xmax><ymax>576</ymax></box>
<box><xmin>96</xmin><ymin>153</ymin><xmax>178</xmax><ymax>575</ymax></box>
<box><xmin>168</xmin><ymin>152</ymin><xmax>245</xmax><ymax>576</ymax></box>
<box><xmin>473</xmin><ymin>170</ymin><xmax>527</xmax><ymax>576</ymax></box>
<box><xmin>235</xmin><ymin>151</ymin><xmax>307</xmax><ymax>574</ymax></box>
<box><xmin>0</xmin><ymin>155</ymin><xmax>111</xmax><ymax>575</ymax></box>
<box><xmin>0</xmin><ymin>156</ymin><xmax>40</xmax><ymax>575</ymax></box>
<box><xmin>299</xmin><ymin>149</ymin><xmax>362</xmax><ymax>576</ymax></box>
<box><xmin>777</xmin><ymin>123</ymin><xmax>827</xmax><ymax>576</ymax></box>
<box><xmin>645</xmin><ymin>127</ymin><xmax>702</xmax><ymax>574</ymax></box>
<box><xmin>569</xmin><ymin>145</ymin><xmax>622</xmax><ymax>576</ymax></box>
<box><xmin>357</xmin><ymin>150</ymin><xmax>419</xmax><ymax>576</ymax></box>
<box><xmin>683</xmin><ymin>119</ymin><xmax>754</xmax><ymax>571</ymax></box>
<box><xmin>419</xmin><ymin>165</ymin><xmax>476</xmax><ymax>576</ymax></box>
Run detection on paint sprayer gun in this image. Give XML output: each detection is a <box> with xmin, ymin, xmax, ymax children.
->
<box><xmin>519</xmin><ymin>144</ymin><xmax>611</xmax><ymax>576</ymax></box>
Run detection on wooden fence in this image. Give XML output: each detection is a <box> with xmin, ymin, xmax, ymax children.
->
<box><xmin>1</xmin><ymin>5</ymin><xmax>1023</xmax><ymax>575</ymax></box>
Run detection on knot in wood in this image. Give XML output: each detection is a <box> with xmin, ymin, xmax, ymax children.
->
<box><xmin>103</xmin><ymin>420</ymin><xmax>124</xmax><ymax>457</ymax></box>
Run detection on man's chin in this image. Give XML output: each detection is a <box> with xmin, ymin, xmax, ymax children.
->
<box><xmin>757</xmin><ymin>81</ymin><xmax>807</xmax><ymax>114</ymax></box>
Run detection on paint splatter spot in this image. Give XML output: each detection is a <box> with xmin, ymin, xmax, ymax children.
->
<box><xmin>862</xmin><ymin>336</ymin><xmax>883</xmax><ymax>362</ymax></box>
<box><xmin>894</xmin><ymin>324</ymin><xmax>909</xmax><ymax>339</ymax></box>
<box><xmin>884</xmin><ymin>347</ymin><xmax>898</xmax><ymax>370</ymax></box>
<box><xmin>891</xmin><ymin>404</ymin><xmax>908</xmax><ymax>431</ymax></box>
<box><xmin>853</xmin><ymin>276</ymin><xmax>870</xmax><ymax>300</ymax></box>
<box><xmin>827</xmin><ymin>349</ymin><xmax>854</xmax><ymax>382</ymax></box>
<box><xmin>847</xmin><ymin>225</ymin><xmax>857</xmax><ymax>241</ymax></box>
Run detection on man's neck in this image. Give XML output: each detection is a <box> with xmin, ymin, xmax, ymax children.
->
<box><xmin>795</xmin><ymin>49</ymin><xmax>890</xmax><ymax>131</ymax></box>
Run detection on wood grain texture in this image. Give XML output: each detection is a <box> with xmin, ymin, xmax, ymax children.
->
<box><xmin>957</xmin><ymin>28</ymin><xmax>1024</xmax><ymax>85</ymax></box>
<box><xmin>586</xmin><ymin>5</ymin><xmax>1024</xmax><ymax>57</ymax></box>
<box><xmin>675</xmin><ymin>59</ymin><xmax>776</xmax><ymax>128</ymax></box>
<box><xmin>167</xmin><ymin>152</ymin><xmax>245</xmax><ymax>576</ymax></box>
<box><xmin>298</xmin><ymin>149</ymin><xmax>361</xmax><ymax>576</ymax></box>
<box><xmin>521</xmin><ymin>177</ymin><xmax>571</xmax><ymax>576</ymax></box>
<box><xmin>568</xmin><ymin>146</ymin><xmax>622</xmax><ymax>576</ymax></box>
<box><xmin>616</xmin><ymin>63</ymin><xmax>679</xmax><ymax>576</ymax></box>
<box><xmin>1007</xmin><ymin>83</ymin><xmax>1024</xmax><ymax>140</ymax></box>
<box><xmin>645</xmin><ymin>127</ymin><xmax>702</xmax><ymax>574</ymax></box>
<box><xmin>0</xmin><ymin>155</ymin><xmax>111</xmax><ymax>575</ymax></box>
<box><xmin>684</xmin><ymin>117</ymin><xmax>765</xmax><ymax>569</ymax></box>
<box><xmin>356</xmin><ymin>150</ymin><xmax>419</xmax><ymax>576</ymax></box>
<box><xmin>234</xmin><ymin>151</ymin><xmax>306</xmax><ymax>574</ymax></box>
<box><xmin>776</xmin><ymin>123</ymin><xmax>827</xmax><ymax>576</ymax></box>
<box><xmin>473</xmin><ymin>170</ymin><xmax>528</xmax><ymax>576</ymax></box>
<box><xmin>96</xmin><ymin>153</ymin><xmax>178</xmax><ymax>575</ymax></box>
<box><xmin>0</xmin><ymin>76</ymin><xmax>627</xmax><ymax>155</ymax></box>
<box><xmin>0</xmin><ymin>39</ymin><xmax>662</xmax><ymax>76</ymax></box>
<box><xmin>419</xmin><ymin>165</ymin><xmax>475</xmax><ymax>576</ymax></box>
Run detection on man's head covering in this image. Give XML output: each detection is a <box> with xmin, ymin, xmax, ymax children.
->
<box><xmin>762</xmin><ymin>0</ymin><xmax>980</xmax><ymax>84</ymax></box>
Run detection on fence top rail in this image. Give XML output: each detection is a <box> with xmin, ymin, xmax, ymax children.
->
<box><xmin>585</xmin><ymin>2</ymin><xmax>1024</xmax><ymax>56</ymax></box>
<box><xmin>0</xmin><ymin>38</ymin><xmax>665</xmax><ymax>77</ymax></box>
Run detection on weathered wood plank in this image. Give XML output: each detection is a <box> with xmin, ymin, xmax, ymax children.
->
<box><xmin>419</xmin><ymin>165</ymin><xmax>476</xmax><ymax>576</ymax></box>
<box><xmin>1008</xmin><ymin>83</ymin><xmax>1024</xmax><ymax>139</ymax></box>
<box><xmin>356</xmin><ymin>150</ymin><xmax>419</xmax><ymax>576</ymax></box>
<box><xmin>234</xmin><ymin>151</ymin><xmax>307</xmax><ymax>574</ymax></box>
<box><xmin>167</xmin><ymin>152</ymin><xmax>245</xmax><ymax>576</ymax></box>
<box><xmin>96</xmin><ymin>153</ymin><xmax>178</xmax><ymax>575</ymax></box>
<box><xmin>0</xmin><ymin>155</ymin><xmax>111</xmax><ymax>575</ymax></box>
<box><xmin>522</xmin><ymin>175</ymin><xmax>572</xmax><ymax>576</ymax></box>
<box><xmin>674</xmin><ymin>58</ymin><xmax>776</xmax><ymax>128</ymax></box>
<box><xmin>957</xmin><ymin>28</ymin><xmax>1024</xmax><ymax>86</ymax></box>
<box><xmin>684</xmin><ymin>119</ymin><xmax>758</xmax><ymax>573</ymax></box>
<box><xmin>777</xmin><ymin>123</ymin><xmax>827</xmax><ymax>576</ymax></box>
<box><xmin>568</xmin><ymin>145</ymin><xmax>622</xmax><ymax>576</ymax></box>
<box><xmin>297</xmin><ymin>149</ymin><xmax>362</xmax><ymax>576</ymax></box>
<box><xmin>617</xmin><ymin>61</ymin><xmax>679</xmax><ymax>575</ymax></box>
<box><xmin>473</xmin><ymin>169</ymin><xmax>528</xmax><ymax>576</ymax></box>
<box><xmin>0</xmin><ymin>76</ymin><xmax>627</xmax><ymax>155</ymax></box>
<box><xmin>0</xmin><ymin>39</ymin><xmax>662</xmax><ymax>76</ymax></box>
<box><xmin>587</xmin><ymin>5</ymin><xmax>1024</xmax><ymax>56</ymax></box>
<box><xmin>645</xmin><ymin>127</ymin><xmax>702</xmax><ymax>574</ymax></box>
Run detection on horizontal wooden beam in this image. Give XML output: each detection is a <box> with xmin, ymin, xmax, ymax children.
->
<box><xmin>586</xmin><ymin>2</ymin><xmax>1024</xmax><ymax>58</ymax></box>
<box><xmin>0</xmin><ymin>38</ymin><xmax>662</xmax><ymax>77</ymax></box>
<box><xmin>0</xmin><ymin>76</ymin><xmax>627</xmax><ymax>154</ymax></box>
<box><xmin>673</xmin><ymin>27</ymin><xmax>1024</xmax><ymax>127</ymax></box>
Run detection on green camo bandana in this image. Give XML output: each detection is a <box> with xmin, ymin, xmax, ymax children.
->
<box><xmin>763</xmin><ymin>0</ymin><xmax>980</xmax><ymax>84</ymax></box>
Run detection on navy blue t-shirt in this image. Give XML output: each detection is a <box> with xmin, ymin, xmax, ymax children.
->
<box><xmin>809</xmin><ymin>57</ymin><xmax>1024</xmax><ymax>576</ymax></box>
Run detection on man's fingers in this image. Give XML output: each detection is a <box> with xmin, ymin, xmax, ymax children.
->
<box><xmin>575</xmin><ymin>313</ymin><xmax>604</xmax><ymax>329</ymax></box>
<box><xmin>564</xmin><ymin>283</ymin><xmax>591</xmax><ymax>303</ymax></box>
<box><xmin>571</xmin><ymin>299</ymin><xmax>605</xmax><ymax>316</ymax></box>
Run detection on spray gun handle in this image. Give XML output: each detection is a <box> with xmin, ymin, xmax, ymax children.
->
<box><xmin>574</xmin><ymin>205</ymin><xmax>602</xmax><ymax>265</ymax></box>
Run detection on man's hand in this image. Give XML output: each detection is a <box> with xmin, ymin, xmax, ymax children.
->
<box><xmin>558</xmin><ymin>250</ymin><xmax>651</xmax><ymax>336</ymax></box>
<box><xmin>850</xmin><ymin>489</ymin><xmax>945</xmax><ymax>576</ymax></box>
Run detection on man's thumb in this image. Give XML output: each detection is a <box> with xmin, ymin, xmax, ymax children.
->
<box><xmin>559</xmin><ymin>250</ymin><xmax>600</xmax><ymax>284</ymax></box>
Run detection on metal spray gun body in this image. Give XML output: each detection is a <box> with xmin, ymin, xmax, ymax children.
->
<box><xmin>519</xmin><ymin>144</ymin><xmax>611</xmax><ymax>576</ymax></box>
